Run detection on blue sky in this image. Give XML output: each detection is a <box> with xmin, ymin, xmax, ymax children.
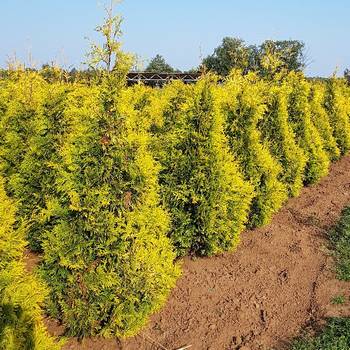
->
<box><xmin>0</xmin><ymin>0</ymin><xmax>349</xmax><ymax>76</ymax></box>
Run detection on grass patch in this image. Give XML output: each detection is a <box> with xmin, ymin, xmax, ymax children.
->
<box><xmin>329</xmin><ymin>207</ymin><xmax>350</xmax><ymax>281</ymax></box>
<box><xmin>290</xmin><ymin>206</ymin><xmax>350</xmax><ymax>349</ymax></box>
<box><xmin>329</xmin><ymin>206</ymin><xmax>350</xmax><ymax>281</ymax></box>
<box><xmin>331</xmin><ymin>295</ymin><xmax>346</xmax><ymax>305</ymax></box>
<box><xmin>291</xmin><ymin>318</ymin><xmax>350</xmax><ymax>349</ymax></box>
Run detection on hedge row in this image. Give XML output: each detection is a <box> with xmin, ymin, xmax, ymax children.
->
<box><xmin>153</xmin><ymin>78</ymin><xmax>254</xmax><ymax>255</ymax></box>
<box><xmin>0</xmin><ymin>70</ymin><xmax>349</xmax><ymax>339</ymax></box>
<box><xmin>40</xmin><ymin>83</ymin><xmax>180</xmax><ymax>338</ymax></box>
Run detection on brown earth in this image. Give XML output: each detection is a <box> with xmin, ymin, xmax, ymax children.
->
<box><xmin>42</xmin><ymin>154</ymin><xmax>350</xmax><ymax>350</ymax></box>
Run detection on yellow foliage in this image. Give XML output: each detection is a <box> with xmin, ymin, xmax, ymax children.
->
<box><xmin>0</xmin><ymin>176</ymin><xmax>61</xmax><ymax>350</ymax></box>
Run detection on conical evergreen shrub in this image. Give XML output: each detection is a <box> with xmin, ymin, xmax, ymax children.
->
<box><xmin>0</xmin><ymin>176</ymin><xmax>60</xmax><ymax>350</ymax></box>
<box><xmin>286</xmin><ymin>72</ymin><xmax>330</xmax><ymax>184</ymax></box>
<box><xmin>41</xmin><ymin>83</ymin><xmax>180</xmax><ymax>338</ymax></box>
<box><xmin>310</xmin><ymin>82</ymin><xmax>340</xmax><ymax>160</ymax></box>
<box><xmin>0</xmin><ymin>72</ymin><xmax>46</xmax><ymax>187</ymax></box>
<box><xmin>0</xmin><ymin>71</ymin><xmax>66</xmax><ymax>251</ymax></box>
<box><xmin>221</xmin><ymin>72</ymin><xmax>288</xmax><ymax>227</ymax></box>
<box><xmin>0</xmin><ymin>71</ymin><xmax>45</xmax><ymax>246</ymax></box>
<box><xmin>325</xmin><ymin>77</ymin><xmax>350</xmax><ymax>154</ymax></box>
<box><xmin>147</xmin><ymin>80</ymin><xmax>192</xmax><ymax>167</ymax></box>
<box><xmin>157</xmin><ymin>77</ymin><xmax>254</xmax><ymax>256</ymax></box>
<box><xmin>261</xmin><ymin>82</ymin><xmax>307</xmax><ymax>197</ymax></box>
<box><xmin>14</xmin><ymin>82</ymin><xmax>69</xmax><ymax>251</ymax></box>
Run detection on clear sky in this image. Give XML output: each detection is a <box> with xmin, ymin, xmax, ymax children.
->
<box><xmin>0</xmin><ymin>0</ymin><xmax>349</xmax><ymax>76</ymax></box>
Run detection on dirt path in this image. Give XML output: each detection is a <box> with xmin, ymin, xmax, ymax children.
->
<box><xmin>52</xmin><ymin>154</ymin><xmax>350</xmax><ymax>350</ymax></box>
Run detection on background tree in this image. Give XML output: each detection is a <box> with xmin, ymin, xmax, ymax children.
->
<box><xmin>145</xmin><ymin>54</ymin><xmax>175</xmax><ymax>73</ymax></box>
<box><xmin>345</xmin><ymin>68</ymin><xmax>350</xmax><ymax>84</ymax></box>
<box><xmin>202</xmin><ymin>37</ymin><xmax>306</xmax><ymax>77</ymax></box>
<box><xmin>259</xmin><ymin>40</ymin><xmax>306</xmax><ymax>73</ymax></box>
<box><xmin>202</xmin><ymin>37</ymin><xmax>251</xmax><ymax>76</ymax></box>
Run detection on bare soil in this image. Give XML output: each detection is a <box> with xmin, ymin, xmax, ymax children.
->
<box><xmin>43</xmin><ymin>154</ymin><xmax>350</xmax><ymax>350</ymax></box>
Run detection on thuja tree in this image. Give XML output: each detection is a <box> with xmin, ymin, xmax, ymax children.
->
<box><xmin>0</xmin><ymin>72</ymin><xmax>46</xmax><ymax>247</ymax></box>
<box><xmin>157</xmin><ymin>76</ymin><xmax>254</xmax><ymax>256</ymax></box>
<box><xmin>0</xmin><ymin>71</ymin><xmax>46</xmax><ymax>187</ymax></box>
<box><xmin>148</xmin><ymin>80</ymin><xmax>192</xmax><ymax>161</ymax></box>
<box><xmin>41</xmin><ymin>83</ymin><xmax>180</xmax><ymax>338</ymax></box>
<box><xmin>13</xmin><ymin>80</ymin><xmax>68</xmax><ymax>251</ymax></box>
<box><xmin>41</xmin><ymin>4</ymin><xmax>180</xmax><ymax>338</ymax></box>
<box><xmin>0</xmin><ymin>176</ymin><xmax>61</xmax><ymax>350</ymax></box>
<box><xmin>286</xmin><ymin>72</ymin><xmax>330</xmax><ymax>184</ymax></box>
<box><xmin>325</xmin><ymin>77</ymin><xmax>350</xmax><ymax>154</ymax></box>
<box><xmin>261</xmin><ymin>82</ymin><xmax>307</xmax><ymax>197</ymax></box>
<box><xmin>0</xmin><ymin>72</ymin><xmax>69</xmax><ymax>251</ymax></box>
<box><xmin>120</xmin><ymin>83</ymin><xmax>159</xmax><ymax>130</ymax></box>
<box><xmin>310</xmin><ymin>82</ymin><xmax>340</xmax><ymax>161</ymax></box>
<box><xmin>221</xmin><ymin>72</ymin><xmax>288</xmax><ymax>227</ymax></box>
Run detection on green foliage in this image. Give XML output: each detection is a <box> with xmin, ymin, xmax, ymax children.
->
<box><xmin>345</xmin><ymin>68</ymin><xmax>350</xmax><ymax>84</ymax></box>
<box><xmin>41</xmin><ymin>84</ymin><xmax>180</xmax><ymax>338</ymax></box>
<box><xmin>310</xmin><ymin>82</ymin><xmax>340</xmax><ymax>161</ymax></box>
<box><xmin>221</xmin><ymin>72</ymin><xmax>288</xmax><ymax>227</ymax></box>
<box><xmin>0</xmin><ymin>176</ymin><xmax>60</xmax><ymax>350</ymax></box>
<box><xmin>203</xmin><ymin>37</ymin><xmax>252</xmax><ymax>76</ymax></box>
<box><xmin>291</xmin><ymin>318</ymin><xmax>350</xmax><ymax>349</ymax></box>
<box><xmin>286</xmin><ymin>72</ymin><xmax>330</xmax><ymax>184</ymax></box>
<box><xmin>329</xmin><ymin>206</ymin><xmax>350</xmax><ymax>281</ymax></box>
<box><xmin>325</xmin><ymin>77</ymin><xmax>350</xmax><ymax>154</ymax></box>
<box><xmin>259</xmin><ymin>40</ymin><xmax>306</xmax><ymax>75</ymax></box>
<box><xmin>262</xmin><ymin>82</ymin><xmax>307</xmax><ymax>197</ymax></box>
<box><xmin>157</xmin><ymin>77</ymin><xmax>254</xmax><ymax>256</ymax></box>
<box><xmin>202</xmin><ymin>37</ymin><xmax>306</xmax><ymax>77</ymax></box>
<box><xmin>331</xmin><ymin>295</ymin><xmax>346</xmax><ymax>305</ymax></box>
<box><xmin>145</xmin><ymin>54</ymin><xmax>175</xmax><ymax>73</ymax></box>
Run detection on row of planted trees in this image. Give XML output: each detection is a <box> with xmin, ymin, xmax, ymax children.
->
<box><xmin>0</xmin><ymin>66</ymin><xmax>350</xmax><ymax>346</ymax></box>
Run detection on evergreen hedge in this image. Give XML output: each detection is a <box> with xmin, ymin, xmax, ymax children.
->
<box><xmin>310</xmin><ymin>82</ymin><xmax>340</xmax><ymax>161</ymax></box>
<box><xmin>262</xmin><ymin>82</ymin><xmax>307</xmax><ymax>197</ymax></box>
<box><xmin>325</xmin><ymin>77</ymin><xmax>350</xmax><ymax>154</ymax></box>
<box><xmin>156</xmin><ymin>78</ymin><xmax>254</xmax><ymax>255</ymax></box>
<box><xmin>41</xmin><ymin>84</ymin><xmax>180</xmax><ymax>337</ymax></box>
<box><xmin>221</xmin><ymin>72</ymin><xmax>288</xmax><ymax>227</ymax></box>
<box><xmin>287</xmin><ymin>72</ymin><xmax>330</xmax><ymax>184</ymax></box>
<box><xmin>0</xmin><ymin>70</ymin><xmax>350</xmax><ymax>341</ymax></box>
